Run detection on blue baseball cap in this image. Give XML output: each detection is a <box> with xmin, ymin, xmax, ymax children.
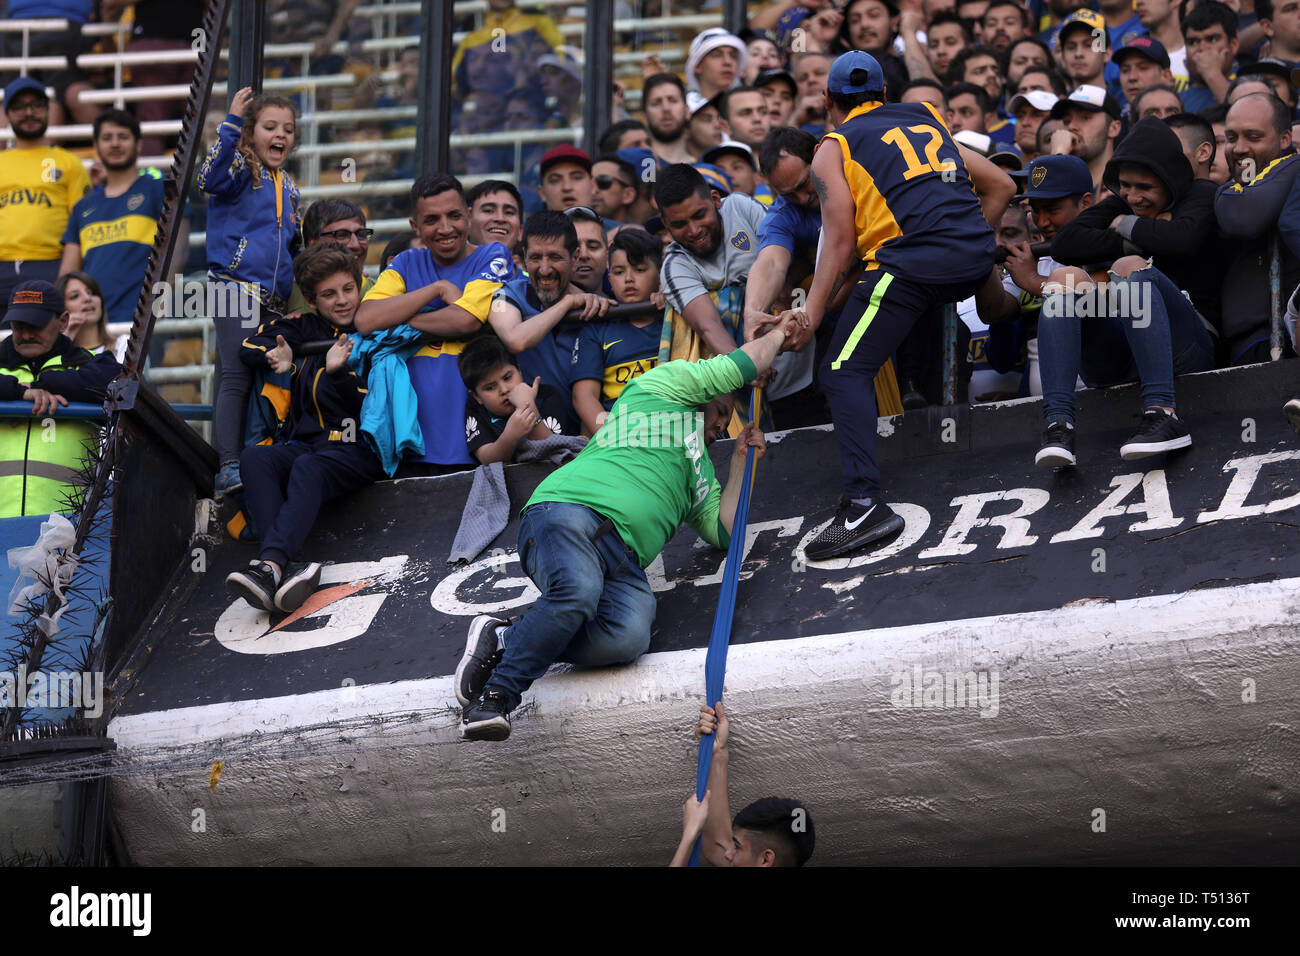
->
<box><xmin>1011</xmin><ymin>155</ymin><xmax>1095</xmax><ymax>200</ymax></box>
<box><xmin>827</xmin><ymin>51</ymin><xmax>884</xmax><ymax>97</ymax></box>
<box><xmin>3</xmin><ymin>77</ymin><xmax>47</xmax><ymax>109</ymax></box>
<box><xmin>616</xmin><ymin>147</ymin><xmax>659</xmax><ymax>185</ymax></box>
<box><xmin>1114</xmin><ymin>36</ymin><xmax>1170</xmax><ymax>70</ymax></box>
<box><xmin>4</xmin><ymin>280</ymin><xmax>64</xmax><ymax>328</ymax></box>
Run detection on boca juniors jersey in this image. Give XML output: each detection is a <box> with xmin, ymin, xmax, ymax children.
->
<box><xmin>821</xmin><ymin>100</ymin><xmax>994</xmax><ymax>285</ymax></box>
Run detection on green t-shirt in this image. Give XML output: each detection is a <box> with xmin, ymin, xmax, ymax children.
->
<box><xmin>527</xmin><ymin>350</ymin><xmax>759</xmax><ymax>567</ymax></box>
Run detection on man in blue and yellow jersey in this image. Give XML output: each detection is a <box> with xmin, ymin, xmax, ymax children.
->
<box><xmin>787</xmin><ymin>51</ymin><xmax>1015</xmax><ymax>561</ymax></box>
<box><xmin>0</xmin><ymin>78</ymin><xmax>90</xmax><ymax>321</ymax></box>
<box><xmin>355</xmin><ymin>174</ymin><xmax>515</xmax><ymax>477</ymax></box>
<box><xmin>60</xmin><ymin>109</ymin><xmax>165</xmax><ymax>326</ymax></box>
<box><xmin>451</xmin><ymin>0</ymin><xmax>564</xmax><ymax>101</ymax></box>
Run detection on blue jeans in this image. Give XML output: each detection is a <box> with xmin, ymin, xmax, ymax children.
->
<box><xmin>485</xmin><ymin>502</ymin><xmax>657</xmax><ymax>711</ymax></box>
<box><xmin>1038</xmin><ymin>264</ymin><xmax>1215</xmax><ymax>423</ymax></box>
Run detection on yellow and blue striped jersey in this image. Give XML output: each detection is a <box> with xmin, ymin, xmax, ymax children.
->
<box><xmin>821</xmin><ymin>101</ymin><xmax>994</xmax><ymax>284</ymax></box>
<box><xmin>569</xmin><ymin>318</ymin><xmax>663</xmax><ymax>408</ymax></box>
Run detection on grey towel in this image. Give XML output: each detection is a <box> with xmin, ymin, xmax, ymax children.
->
<box><xmin>515</xmin><ymin>433</ymin><xmax>588</xmax><ymax>464</ymax></box>
<box><xmin>446</xmin><ymin>434</ymin><xmax>589</xmax><ymax>565</ymax></box>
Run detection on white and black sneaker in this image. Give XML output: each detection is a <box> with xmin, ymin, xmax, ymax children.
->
<box><xmin>455</xmin><ymin>615</ymin><xmax>507</xmax><ymax>707</ymax></box>
<box><xmin>1035</xmin><ymin>418</ymin><xmax>1076</xmax><ymax>468</ymax></box>
<box><xmin>275</xmin><ymin>561</ymin><xmax>322</xmax><ymax>613</ymax></box>
<box><xmin>461</xmin><ymin>689</ymin><xmax>512</xmax><ymax>741</ymax></box>
<box><xmin>1120</xmin><ymin>408</ymin><xmax>1191</xmax><ymax>460</ymax></box>
<box><xmin>226</xmin><ymin>560</ymin><xmax>279</xmax><ymax>612</ymax></box>
<box><xmin>805</xmin><ymin>498</ymin><xmax>905</xmax><ymax>561</ymax></box>
<box><xmin>1285</xmin><ymin>397</ymin><xmax>1300</xmax><ymax>434</ymax></box>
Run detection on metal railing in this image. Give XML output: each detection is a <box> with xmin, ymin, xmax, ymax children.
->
<box><xmin>0</xmin><ymin>402</ymin><xmax>211</xmax><ymax>421</ymax></box>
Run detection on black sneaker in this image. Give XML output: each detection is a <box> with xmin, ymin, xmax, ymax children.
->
<box><xmin>1120</xmin><ymin>408</ymin><xmax>1191</xmax><ymax>460</ymax></box>
<box><xmin>1034</xmin><ymin>418</ymin><xmax>1076</xmax><ymax>468</ymax></box>
<box><xmin>226</xmin><ymin>561</ymin><xmax>279</xmax><ymax>612</ymax></box>
<box><xmin>1285</xmin><ymin>397</ymin><xmax>1300</xmax><ymax>434</ymax></box>
<box><xmin>455</xmin><ymin>615</ymin><xmax>506</xmax><ymax>707</ymax></box>
<box><xmin>804</xmin><ymin>498</ymin><xmax>905</xmax><ymax>561</ymax></box>
<box><xmin>461</xmin><ymin>689</ymin><xmax>512</xmax><ymax>741</ymax></box>
<box><xmin>275</xmin><ymin>561</ymin><xmax>322</xmax><ymax>613</ymax></box>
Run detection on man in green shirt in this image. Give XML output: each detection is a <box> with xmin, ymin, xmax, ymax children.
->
<box><xmin>457</xmin><ymin>320</ymin><xmax>793</xmax><ymax>741</ymax></box>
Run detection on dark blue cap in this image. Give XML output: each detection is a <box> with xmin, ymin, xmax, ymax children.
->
<box><xmin>1114</xmin><ymin>36</ymin><xmax>1170</xmax><ymax>70</ymax></box>
<box><xmin>827</xmin><ymin>51</ymin><xmax>884</xmax><ymax>97</ymax></box>
<box><xmin>3</xmin><ymin>77</ymin><xmax>47</xmax><ymax>109</ymax></box>
<box><xmin>616</xmin><ymin>147</ymin><xmax>659</xmax><ymax>183</ymax></box>
<box><xmin>4</xmin><ymin>280</ymin><xmax>64</xmax><ymax>328</ymax></box>
<box><xmin>1012</xmin><ymin>155</ymin><xmax>1094</xmax><ymax>200</ymax></box>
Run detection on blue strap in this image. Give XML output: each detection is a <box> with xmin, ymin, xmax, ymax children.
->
<box><xmin>689</xmin><ymin>385</ymin><xmax>762</xmax><ymax>867</ymax></box>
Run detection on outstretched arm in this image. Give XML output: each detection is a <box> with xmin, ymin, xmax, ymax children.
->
<box><xmin>668</xmin><ymin>790</ymin><xmax>712</xmax><ymax>867</ymax></box>
<box><xmin>719</xmin><ymin>424</ymin><xmax>766</xmax><ymax>535</ymax></box>
<box><xmin>805</xmin><ymin>141</ymin><xmax>857</xmax><ymax>330</ymax></box>
<box><xmin>697</xmin><ymin>702</ymin><xmax>734</xmax><ymax>867</ymax></box>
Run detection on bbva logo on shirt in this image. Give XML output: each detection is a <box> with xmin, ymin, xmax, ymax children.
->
<box><xmin>730</xmin><ymin>232</ymin><xmax>751</xmax><ymax>252</ymax></box>
<box><xmin>489</xmin><ymin>256</ymin><xmax>510</xmax><ymax>278</ymax></box>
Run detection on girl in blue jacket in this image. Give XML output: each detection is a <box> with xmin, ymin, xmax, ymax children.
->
<box><xmin>197</xmin><ymin>86</ymin><xmax>303</xmax><ymax>494</ymax></box>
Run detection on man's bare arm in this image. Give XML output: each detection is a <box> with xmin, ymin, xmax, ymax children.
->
<box><xmin>974</xmin><ymin>266</ymin><xmax>1018</xmax><ymax>325</ymax></box>
<box><xmin>698</xmin><ymin>703</ymin><xmax>734</xmax><ymax>867</ymax></box>
<box><xmin>959</xmin><ymin>143</ymin><xmax>1018</xmax><ymax>226</ymax></box>
<box><xmin>899</xmin><ymin>10</ymin><xmax>937</xmax><ymax>82</ymax></box>
<box><xmin>805</xmin><ymin>143</ymin><xmax>857</xmax><ymax>325</ymax></box>
<box><xmin>487</xmin><ymin>294</ymin><xmax>575</xmax><ymax>353</ymax></box>
<box><xmin>682</xmin><ymin>293</ymin><xmax>741</xmax><ymax>357</ymax></box>
<box><xmin>743</xmin><ymin>244</ymin><xmax>794</xmax><ymax>341</ymax></box>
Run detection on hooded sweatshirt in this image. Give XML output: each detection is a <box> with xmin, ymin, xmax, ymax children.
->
<box><xmin>1050</xmin><ymin>117</ymin><xmax>1226</xmax><ymax>331</ymax></box>
<box><xmin>1214</xmin><ymin>148</ymin><xmax>1300</xmax><ymax>364</ymax></box>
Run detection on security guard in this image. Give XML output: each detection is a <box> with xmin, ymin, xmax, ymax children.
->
<box><xmin>0</xmin><ymin>280</ymin><xmax>120</xmax><ymax>517</ymax></box>
<box><xmin>784</xmin><ymin>51</ymin><xmax>1016</xmax><ymax>560</ymax></box>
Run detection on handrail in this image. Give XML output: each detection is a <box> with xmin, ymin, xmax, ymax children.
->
<box><xmin>0</xmin><ymin>401</ymin><xmax>212</xmax><ymax>421</ymax></box>
<box><xmin>0</xmin><ymin>19</ymin><xmax>73</xmax><ymax>33</ymax></box>
<box><xmin>76</xmin><ymin>74</ymin><xmax>358</xmax><ymax>105</ymax></box>
<box><xmin>294</xmin><ymin>126</ymin><xmax>574</xmax><ymax>157</ymax></box>
<box><xmin>0</xmin><ymin>120</ymin><xmax>180</xmax><ymax>142</ymax></box>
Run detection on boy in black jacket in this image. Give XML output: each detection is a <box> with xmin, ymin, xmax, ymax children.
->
<box><xmin>1035</xmin><ymin>116</ymin><xmax>1225</xmax><ymax>467</ymax></box>
<box><xmin>225</xmin><ymin>244</ymin><xmax>384</xmax><ymax>613</ymax></box>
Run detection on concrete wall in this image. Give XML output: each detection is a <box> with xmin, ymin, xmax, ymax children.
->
<box><xmin>106</xmin><ymin>578</ymin><xmax>1300</xmax><ymax>866</ymax></box>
